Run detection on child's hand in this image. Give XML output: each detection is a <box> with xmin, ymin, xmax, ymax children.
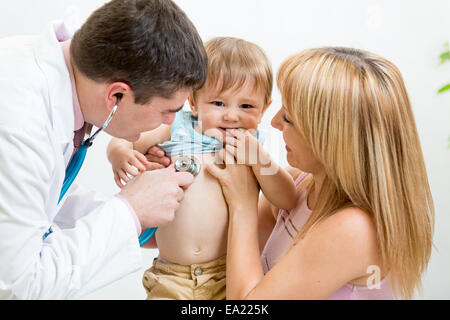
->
<box><xmin>110</xmin><ymin>147</ymin><xmax>151</xmax><ymax>188</ymax></box>
<box><xmin>223</xmin><ymin>129</ymin><xmax>269</xmax><ymax>167</ymax></box>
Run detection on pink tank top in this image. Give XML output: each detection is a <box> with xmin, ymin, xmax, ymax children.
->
<box><xmin>260</xmin><ymin>173</ymin><xmax>394</xmax><ymax>300</ymax></box>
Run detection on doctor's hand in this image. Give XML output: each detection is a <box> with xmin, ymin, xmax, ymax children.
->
<box><xmin>119</xmin><ymin>165</ymin><xmax>194</xmax><ymax>229</ymax></box>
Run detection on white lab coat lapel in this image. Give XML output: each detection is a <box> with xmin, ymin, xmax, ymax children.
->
<box><xmin>35</xmin><ymin>20</ymin><xmax>75</xmax><ymax>163</ymax></box>
<box><xmin>33</xmin><ymin>21</ymin><xmax>76</xmax><ymax>215</ymax></box>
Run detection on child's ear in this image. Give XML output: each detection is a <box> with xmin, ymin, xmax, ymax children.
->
<box><xmin>263</xmin><ymin>99</ymin><xmax>272</xmax><ymax>113</ymax></box>
<box><xmin>187</xmin><ymin>96</ymin><xmax>198</xmax><ymax>117</ymax></box>
<box><xmin>257</xmin><ymin>99</ymin><xmax>272</xmax><ymax>123</ymax></box>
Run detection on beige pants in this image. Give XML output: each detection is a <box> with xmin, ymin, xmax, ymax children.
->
<box><xmin>142</xmin><ymin>255</ymin><xmax>226</xmax><ymax>300</ymax></box>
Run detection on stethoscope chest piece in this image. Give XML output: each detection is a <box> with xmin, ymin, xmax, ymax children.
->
<box><xmin>174</xmin><ymin>155</ymin><xmax>201</xmax><ymax>177</ymax></box>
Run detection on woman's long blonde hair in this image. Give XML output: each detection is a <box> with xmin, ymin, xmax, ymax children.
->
<box><xmin>277</xmin><ymin>47</ymin><xmax>434</xmax><ymax>299</ymax></box>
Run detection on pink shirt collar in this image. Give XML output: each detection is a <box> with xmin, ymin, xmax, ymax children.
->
<box><xmin>60</xmin><ymin>39</ymin><xmax>84</xmax><ymax>131</ymax></box>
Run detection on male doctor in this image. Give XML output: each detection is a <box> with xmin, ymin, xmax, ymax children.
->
<box><xmin>0</xmin><ymin>0</ymin><xmax>207</xmax><ymax>299</ymax></box>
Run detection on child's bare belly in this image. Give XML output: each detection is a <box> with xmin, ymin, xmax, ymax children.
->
<box><xmin>155</xmin><ymin>153</ymin><xmax>229</xmax><ymax>265</ymax></box>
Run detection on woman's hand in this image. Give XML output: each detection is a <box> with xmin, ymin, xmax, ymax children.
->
<box><xmin>205</xmin><ymin>148</ymin><xmax>260</xmax><ymax>213</ymax></box>
<box><xmin>206</xmin><ymin>148</ymin><xmax>263</xmax><ymax>300</ymax></box>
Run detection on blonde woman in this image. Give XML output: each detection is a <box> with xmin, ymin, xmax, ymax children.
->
<box><xmin>207</xmin><ymin>47</ymin><xmax>434</xmax><ymax>299</ymax></box>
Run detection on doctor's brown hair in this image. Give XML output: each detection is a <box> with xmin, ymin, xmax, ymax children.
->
<box><xmin>71</xmin><ymin>0</ymin><xmax>207</xmax><ymax>104</ymax></box>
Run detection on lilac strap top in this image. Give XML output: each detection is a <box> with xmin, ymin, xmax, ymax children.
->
<box><xmin>260</xmin><ymin>172</ymin><xmax>394</xmax><ymax>300</ymax></box>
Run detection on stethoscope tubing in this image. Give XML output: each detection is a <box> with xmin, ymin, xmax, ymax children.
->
<box><xmin>58</xmin><ymin>141</ymin><xmax>89</xmax><ymax>203</ymax></box>
<box><xmin>54</xmin><ymin>101</ymin><xmax>158</xmax><ymax>246</ymax></box>
<box><xmin>58</xmin><ymin>103</ymin><xmax>118</xmax><ymax>204</ymax></box>
<box><xmin>139</xmin><ymin>227</ymin><xmax>157</xmax><ymax>246</ymax></box>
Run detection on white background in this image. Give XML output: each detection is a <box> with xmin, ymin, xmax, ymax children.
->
<box><xmin>1</xmin><ymin>0</ymin><xmax>449</xmax><ymax>299</ymax></box>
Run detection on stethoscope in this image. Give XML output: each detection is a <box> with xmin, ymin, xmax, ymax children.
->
<box><xmin>45</xmin><ymin>96</ymin><xmax>202</xmax><ymax>247</ymax></box>
<box><xmin>58</xmin><ymin>103</ymin><xmax>118</xmax><ymax>203</ymax></box>
<box><xmin>43</xmin><ymin>98</ymin><xmax>119</xmax><ymax>241</ymax></box>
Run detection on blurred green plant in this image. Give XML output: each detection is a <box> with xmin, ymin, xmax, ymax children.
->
<box><xmin>438</xmin><ymin>42</ymin><xmax>450</xmax><ymax>94</ymax></box>
<box><xmin>438</xmin><ymin>42</ymin><xmax>450</xmax><ymax>148</ymax></box>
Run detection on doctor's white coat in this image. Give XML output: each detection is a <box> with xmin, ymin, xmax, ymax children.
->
<box><xmin>0</xmin><ymin>21</ymin><xmax>142</xmax><ymax>299</ymax></box>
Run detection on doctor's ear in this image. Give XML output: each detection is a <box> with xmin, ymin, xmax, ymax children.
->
<box><xmin>105</xmin><ymin>82</ymin><xmax>131</xmax><ymax>110</ymax></box>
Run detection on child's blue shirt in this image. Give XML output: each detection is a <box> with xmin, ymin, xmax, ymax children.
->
<box><xmin>157</xmin><ymin>110</ymin><xmax>263</xmax><ymax>157</ymax></box>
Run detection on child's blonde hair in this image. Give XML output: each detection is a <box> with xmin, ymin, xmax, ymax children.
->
<box><xmin>191</xmin><ymin>37</ymin><xmax>273</xmax><ymax>105</ymax></box>
<box><xmin>277</xmin><ymin>47</ymin><xmax>434</xmax><ymax>299</ymax></box>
